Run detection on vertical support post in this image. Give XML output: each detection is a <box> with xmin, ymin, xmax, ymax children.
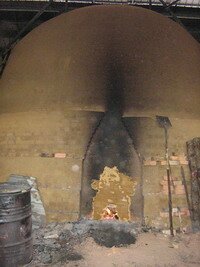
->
<box><xmin>167</xmin><ymin>168</ymin><xmax>174</xmax><ymax>236</ymax></box>
<box><xmin>156</xmin><ymin>116</ymin><xmax>173</xmax><ymax>236</ymax></box>
<box><xmin>165</xmin><ymin>127</ymin><xmax>174</xmax><ymax>236</ymax></box>
<box><xmin>79</xmin><ymin>158</ymin><xmax>85</xmax><ymax>220</ymax></box>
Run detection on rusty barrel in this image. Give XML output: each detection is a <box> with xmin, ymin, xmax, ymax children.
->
<box><xmin>0</xmin><ymin>182</ymin><xmax>32</xmax><ymax>267</ymax></box>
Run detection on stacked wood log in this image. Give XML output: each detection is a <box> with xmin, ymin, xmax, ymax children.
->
<box><xmin>187</xmin><ymin>137</ymin><xmax>200</xmax><ymax>231</ymax></box>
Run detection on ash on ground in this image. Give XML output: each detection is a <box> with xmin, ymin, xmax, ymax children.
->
<box><xmin>26</xmin><ymin>220</ymin><xmax>139</xmax><ymax>266</ymax></box>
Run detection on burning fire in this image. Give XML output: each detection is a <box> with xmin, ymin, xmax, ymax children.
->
<box><xmin>101</xmin><ymin>204</ymin><xmax>119</xmax><ymax>220</ymax></box>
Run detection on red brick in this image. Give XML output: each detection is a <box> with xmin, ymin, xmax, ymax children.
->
<box><xmin>175</xmin><ymin>185</ymin><xmax>185</xmax><ymax>195</ymax></box>
<box><xmin>169</xmin><ymin>160</ymin><xmax>179</xmax><ymax>166</ymax></box>
<box><xmin>160</xmin><ymin>211</ymin><xmax>169</xmax><ymax>218</ymax></box>
<box><xmin>54</xmin><ymin>153</ymin><xmax>66</xmax><ymax>158</ymax></box>
<box><xmin>179</xmin><ymin>160</ymin><xmax>189</xmax><ymax>165</ymax></box>
<box><xmin>173</xmin><ymin>180</ymin><xmax>182</xmax><ymax>185</ymax></box>
<box><xmin>170</xmin><ymin>156</ymin><xmax>179</xmax><ymax>161</ymax></box>
<box><xmin>163</xmin><ymin>175</ymin><xmax>178</xmax><ymax>181</ymax></box>
<box><xmin>162</xmin><ymin>185</ymin><xmax>174</xmax><ymax>194</ymax></box>
<box><xmin>144</xmin><ymin>160</ymin><xmax>157</xmax><ymax>166</ymax></box>
<box><xmin>179</xmin><ymin>155</ymin><xmax>187</xmax><ymax>161</ymax></box>
<box><xmin>180</xmin><ymin>207</ymin><xmax>190</xmax><ymax>216</ymax></box>
<box><xmin>160</xmin><ymin>180</ymin><xmax>168</xmax><ymax>186</ymax></box>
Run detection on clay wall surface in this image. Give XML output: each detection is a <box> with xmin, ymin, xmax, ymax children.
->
<box><xmin>124</xmin><ymin>117</ymin><xmax>200</xmax><ymax>230</ymax></box>
<box><xmin>0</xmin><ymin>110</ymin><xmax>102</xmax><ymax>221</ymax></box>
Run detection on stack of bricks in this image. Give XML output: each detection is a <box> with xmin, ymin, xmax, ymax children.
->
<box><xmin>160</xmin><ymin>176</ymin><xmax>186</xmax><ymax>195</ymax></box>
<box><xmin>160</xmin><ymin>178</ymin><xmax>175</xmax><ymax>194</ymax></box>
<box><xmin>143</xmin><ymin>154</ymin><xmax>188</xmax><ymax>166</ymax></box>
<box><xmin>160</xmin><ymin>207</ymin><xmax>190</xmax><ymax>218</ymax></box>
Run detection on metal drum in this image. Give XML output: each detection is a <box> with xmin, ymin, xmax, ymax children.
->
<box><xmin>0</xmin><ymin>182</ymin><xmax>32</xmax><ymax>267</ymax></box>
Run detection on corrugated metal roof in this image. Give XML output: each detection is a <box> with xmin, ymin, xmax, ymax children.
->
<box><xmin>133</xmin><ymin>0</ymin><xmax>200</xmax><ymax>8</ymax></box>
<box><xmin>69</xmin><ymin>0</ymin><xmax>200</xmax><ymax>8</ymax></box>
<box><xmin>1</xmin><ymin>0</ymin><xmax>199</xmax><ymax>8</ymax></box>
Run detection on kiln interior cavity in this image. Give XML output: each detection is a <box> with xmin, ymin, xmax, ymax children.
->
<box><xmin>91</xmin><ymin>166</ymin><xmax>137</xmax><ymax>221</ymax></box>
<box><xmin>80</xmin><ymin>110</ymin><xmax>142</xmax><ymax>221</ymax></box>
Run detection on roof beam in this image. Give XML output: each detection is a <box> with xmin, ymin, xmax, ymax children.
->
<box><xmin>0</xmin><ymin>1</ymin><xmax>67</xmax><ymax>12</ymax></box>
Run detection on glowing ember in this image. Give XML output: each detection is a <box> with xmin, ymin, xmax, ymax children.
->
<box><xmin>101</xmin><ymin>204</ymin><xmax>119</xmax><ymax>220</ymax></box>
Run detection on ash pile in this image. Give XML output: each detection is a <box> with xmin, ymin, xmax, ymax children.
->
<box><xmin>27</xmin><ymin>220</ymin><xmax>140</xmax><ymax>266</ymax></box>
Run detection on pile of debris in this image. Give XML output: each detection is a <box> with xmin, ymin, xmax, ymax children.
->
<box><xmin>26</xmin><ymin>220</ymin><xmax>139</xmax><ymax>266</ymax></box>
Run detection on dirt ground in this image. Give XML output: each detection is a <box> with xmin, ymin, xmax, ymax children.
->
<box><xmin>50</xmin><ymin>232</ymin><xmax>200</xmax><ymax>267</ymax></box>
<box><xmin>24</xmin><ymin>221</ymin><xmax>200</xmax><ymax>267</ymax></box>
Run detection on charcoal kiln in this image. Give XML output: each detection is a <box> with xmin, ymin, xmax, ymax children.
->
<box><xmin>0</xmin><ymin>5</ymin><xmax>199</xmax><ymax>232</ymax></box>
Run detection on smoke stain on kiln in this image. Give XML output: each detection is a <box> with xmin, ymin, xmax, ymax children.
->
<box><xmin>91</xmin><ymin>166</ymin><xmax>137</xmax><ymax>220</ymax></box>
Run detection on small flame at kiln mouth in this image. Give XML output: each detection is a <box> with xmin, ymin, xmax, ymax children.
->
<box><xmin>101</xmin><ymin>204</ymin><xmax>119</xmax><ymax>220</ymax></box>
